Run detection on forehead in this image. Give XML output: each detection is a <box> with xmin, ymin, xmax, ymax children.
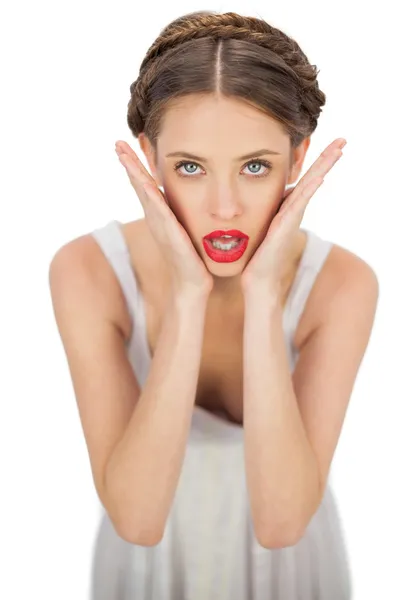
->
<box><xmin>158</xmin><ymin>94</ymin><xmax>289</xmax><ymax>156</ymax></box>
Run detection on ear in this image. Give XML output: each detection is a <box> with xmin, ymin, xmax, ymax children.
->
<box><xmin>138</xmin><ymin>133</ymin><xmax>163</xmax><ymax>187</ymax></box>
<box><xmin>286</xmin><ymin>136</ymin><xmax>311</xmax><ymax>186</ymax></box>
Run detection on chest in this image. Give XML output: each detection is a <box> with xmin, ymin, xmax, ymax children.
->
<box><xmin>146</xmin><ymin>298</ymin><xmax>247</xmax><ymax>424</ymax></box>
<box><xmin>119</xmin><ymin>219</ymin><xmax>325</xmax><ymax>426</ymax></box>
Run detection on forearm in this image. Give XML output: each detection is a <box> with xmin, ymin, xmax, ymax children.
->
<box><xmin>105</xmin><ymin>289</ymin><xmax>209</xmax><ymax>545</ymax></box>
<box><xmin>243</xmin><ymin>286</ymin><xmax>321</xmax><ymax>548</ymax></box>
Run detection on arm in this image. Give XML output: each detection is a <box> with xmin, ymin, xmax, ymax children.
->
<box><xmin>105</xmin><ymin>289</ymin><xmax>208</xmax><ymax>545</ymax></box>
<box><xmin>242</xmin><ymin>257</ymin><xmax>379</xmax><ymax>549</ymax></box>
<box><xmin>243</xmin><ymin>290</ymin><xmax>320</xmax><ymax>549</ymax></box>
<box><xmin>49</xmin><ymin>239</ymin><xmax>209</xmax><ymax>546</ymax></box>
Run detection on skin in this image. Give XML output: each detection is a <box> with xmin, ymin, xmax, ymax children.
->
<box><xmin>108</xmin><ymin>93</ymin><xmax>378</xmax><ymax>549</ymax></box>
<box><xmin>104</xmin><ymin>93</ymin><xmax>378</xmax><ymax>548</ymax></box>
<box><xmin>137</xmin><ymin>94</ymin><xmax>311</xmax><ymax>304</ymax></box>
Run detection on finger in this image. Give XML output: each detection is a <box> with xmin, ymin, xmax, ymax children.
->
<box><xmin>300</xmin><ymin>176</ymin><xmax>325</xmax><ymax>201</ymax></box>
<box><xmin>282</xmin><ymin>138</ymin><xmax>344</xmax><ymax>201</ymax></box>
<box><xmin>115</xmin><ymin>141</ymin><xmax>142</xmax><ymax>170</ymax></box>
<box><xmin>286</xmin><ymin>145</ymin><xmax>343</xmax><ymax>210</ymax></box>
<box><xmin>302</xmin><ymin>138</ymin><xmax>345</xmax><ymax>186</ymax></box>
<box><xmin>115</xmin><ymin>141</ymin><xmax>154</xmax><ymax>183</ymax></box>
<box><xmin>116</xmin><ymin>150</ymin><xmax>149</xmax><ymax>183</ymax></box>
<box><xmin>276</xmin><ymin>138</ymin><xmax>345</xmax><ymax>221</ymax></box>
<box><xmin>299</xmin><ymin>149</ymin><xmax>341</xmax><ymax>192</ymax></box>
<box><xmin>297</xmin><ymin>177</ymin><xmax>324</xmax><ymax>220</ymax></box>
<box><xmin>301</xmin><ymin>177</ymin><xmax>324</xmax><ymax>217</ymax></box>
<box><xmin>273</xmin><ymin>187</ymin><xmax>295</xmax><ymax>215</ymax></box>
<box><xmin>116</xmin><ymin>154</ymin><xmax>154</xmax><ymax>212</ymax></box>
<box><xmin>119</xmin><ymin>154</ymin><xmax>169</xmax><ymax>215</ymax></box>
<box><xmin>117</xmin><ymin>152</ymin><xmax>146</xmax><ymax>187</ymax></box>
<box><xmin>115</xmin><ymin>140</ymin><xmax>137</xmax><ymax>159</ymax></box>
<box><xmin>115</xmin><ymin>143</ymin><xmax>157</xmax><ymax>198</ymax></box>
<box><xmin>282</xmin><ymin>175</ymin><xmax>324</xmax><ymax>221</ymax></box>
<box><xmin>282</xmin><ymin>177</ymin><xmax>324</xmax><ymax>230</ymax></box>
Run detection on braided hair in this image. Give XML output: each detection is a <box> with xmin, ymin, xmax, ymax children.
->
<box><xmin>127</xmin><ymin>11</ymin><xmax>326</xmax><ymax>150</ymax></box>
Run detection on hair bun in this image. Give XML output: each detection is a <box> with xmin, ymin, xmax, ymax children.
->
<box><xmin>127</xmin><ymin>10</ymin><xmax>326</xmax><ymax>147</ymax></box>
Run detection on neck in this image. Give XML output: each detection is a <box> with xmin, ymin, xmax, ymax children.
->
<box><xmin>209</xmin><ymin>273</ymin><xmax>243</xmax><ymax>303</ymax></box>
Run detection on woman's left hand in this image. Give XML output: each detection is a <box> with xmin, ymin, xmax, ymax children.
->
<box><xmin>240</xmin><ymin>138</ymin><xmax>347</xmax><ymax>293</ymax></box>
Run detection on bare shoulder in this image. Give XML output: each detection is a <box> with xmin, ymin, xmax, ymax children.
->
<box><xmin>49</xmin><ymin>229</ymin><xmax>133</xmax><ymax>339</ymax></box>
<box><xmin>299</xmin><ymin>239</ymin><xmax>379</xmax><ymax>347</ymax></box>
<box><xmin>322</xmin><ymin>242</ymin><xmax>379</xmax><ymax>311</ymax></box>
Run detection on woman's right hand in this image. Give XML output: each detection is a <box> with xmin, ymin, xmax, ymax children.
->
<box><xmin>115</xmin><ymin>140</ymin><xmax>214</xmax><ymax>298</ymax></box>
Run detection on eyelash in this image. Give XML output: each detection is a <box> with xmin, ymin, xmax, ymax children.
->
<box><xmin>173</xmin><ymin>158</ymin><xmax>273</xmax><ymax>179</ymax></box>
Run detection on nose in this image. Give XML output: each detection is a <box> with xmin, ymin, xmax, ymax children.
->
<box><xmin>208</xmin><ymin>187</ymin><xmax>243</xmax><ymax>220</ymax></box>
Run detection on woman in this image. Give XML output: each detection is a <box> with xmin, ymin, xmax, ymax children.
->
<box><xmin>49</xmin><ymin>10</ymin><xmax>379</xmax><ymax>600</ymax></box>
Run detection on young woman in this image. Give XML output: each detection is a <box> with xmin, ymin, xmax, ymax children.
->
<box><xmin>49</xmin><ymin>10</ymin><xmax>379</xmax><ymax>600</ymax></box>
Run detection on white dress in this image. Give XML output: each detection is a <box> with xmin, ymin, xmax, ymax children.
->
<box><xmin>89</xmin><ymin>220</ymin><xmax>353</xmax><ymax>599</ymax></box>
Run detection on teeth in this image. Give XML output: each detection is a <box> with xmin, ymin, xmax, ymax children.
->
<box><xmin>212</xmin><ymin>235</ymin><xmax>240</xmax><ymax>243</ymax></box>
<box><xmin>211</xmin><ymin>239</ymin><xmax>240</xmax><ymax>250</ymax></box>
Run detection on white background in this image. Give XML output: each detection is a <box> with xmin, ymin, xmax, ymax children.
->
<box><xmin>1</xmin><ymin>1</ymin><xmax>398</xmax><ymax>598</ymax></box>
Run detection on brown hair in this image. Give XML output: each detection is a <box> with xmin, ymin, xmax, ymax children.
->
<box><xmin>127</xmin><ymin>10</ymin><xmax>326</xmax><ymax>160</ymax></box>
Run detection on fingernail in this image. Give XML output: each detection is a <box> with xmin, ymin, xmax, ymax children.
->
<box><xmin>339</xmin><ymin>139</ymin><xmax>347</xmax><ymax>149</ymax></box>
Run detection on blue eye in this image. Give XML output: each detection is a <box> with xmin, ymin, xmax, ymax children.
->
<box><xmin>242</xmin><ymin>160</ymin><xmax>272</xmax><ymax>178</ymax></box>
<box><xmin>173</xmin><ymin>158</ymin><xmax>272</xmax><ymax>179</ymax></box>
<box><xmin>174</xmin><ymin>162</ymin><xmax>199</xmax><ymax>176</ymax></box>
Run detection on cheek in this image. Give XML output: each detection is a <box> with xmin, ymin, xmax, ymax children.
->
<box><xmin>161</xmin><ymin>183</ymin><xmax>196</xmax><ymax>230</ymax></box>
<box><xmin>274</xmin><ymin>195</ymin><xmax>287</xmax><ymax>215</ymax></box>
<box><xmin>162</xmin><ymin>181</ymin><xmax>181</xmax><ymax>209</ymax></box>
<box><xmin>251</xmin><ymin>200</ymin><xmax>283</xmax><ymax>241</ymax></box>
<box><xmin>162</xmin><ymin>177</ymin><xmax>202</xmax><ymax>215</ymax></box>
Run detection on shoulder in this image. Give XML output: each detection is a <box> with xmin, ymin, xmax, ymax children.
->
<box><xmin>325</xmin><ymin>242</ymin><xmax>378</xmax><ymax>310</ymax></box>
<box><xmin>49</xmin><ymin>230</ymin><xmax>132</xmax><ymax>340</ymax></box>
<box><xmin>305</xmin><ymin>239</ymin><xmax>379</xmax><ymax>340</ymax></box>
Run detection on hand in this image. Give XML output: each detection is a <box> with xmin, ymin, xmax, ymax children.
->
<box><xmin>115</xmin><ymin>140</ymin><xmax>214</xmax><ymax>297</ymax></box>
<box><xmin>240</xmin><ymin>138</ymin><xmax>347</xmax><ymax>293</ymax></box>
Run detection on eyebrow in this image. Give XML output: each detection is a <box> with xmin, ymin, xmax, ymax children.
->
<box><xmin>166</xmin><ymin>148</ymin><xmax>281</xmax><ymax>162</ymax></box>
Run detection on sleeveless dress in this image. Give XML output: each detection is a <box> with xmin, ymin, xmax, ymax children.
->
<box><xmin>88</xmin><ymin>220</ymin><xmax>353</xmax><ymax>600</ymax></box>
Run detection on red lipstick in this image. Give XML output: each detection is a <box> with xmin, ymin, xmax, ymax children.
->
<box><xmin>204</xmin><ymin>229</ymin><xmax>248</xmax><ymax>240</ymax></box>
<box><xmin>202</xmin><ymin>229</ymin><xmax>249</xmax><ymax>263</ymax></box>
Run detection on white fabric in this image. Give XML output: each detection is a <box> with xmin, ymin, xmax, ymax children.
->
<box><xmin>88</xmin><ymin>220</ymin><xmax>353</xmax><ymax>599</ymax></box>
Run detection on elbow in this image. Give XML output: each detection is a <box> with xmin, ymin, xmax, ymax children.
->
<box><xmin>103</xmin><ymin>465</ymin><xmax>164</xmax><ymax>547</ymax></box>
<box><xmin>256</xmin><ymin>489</ymin><xmax>321</xmax><ymax>550</ymax></box>
<box><xmin>114</xmin><ymin>519</ymin><xmax>164</xmax><ymax>546</ymax></box>
<box><xmin>256</xmin><ymin>523</ymin><xmax>305</xmax><ymax>550</ymax></box>
<box><xmin>105</xmin><ymin>493</ymin><xmax>164</xmax><ymax>546</ymax></box>
<box><xmin>122</xmin><ymin>531</ymin><xmax>164</xmax><ymax>547</ymax></box>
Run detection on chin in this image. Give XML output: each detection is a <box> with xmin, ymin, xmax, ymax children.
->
<box><xmin>206</xmin><ymin>265</ymin><xmax>244</xmax><ymax>278</ymax></box>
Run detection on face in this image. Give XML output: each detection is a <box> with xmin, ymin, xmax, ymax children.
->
<box><xmin>140</xmin><ymin>94</ymin><xmax>310</xmax><ymax>279</ymax></box>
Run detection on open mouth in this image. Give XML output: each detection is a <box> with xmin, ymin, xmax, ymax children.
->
<box><xmin>202</xmin><ymin>236</ymin><xmax>249</xmax><ymax>263</ymax></box>
<box><xmin>208</xmin><ymin>236</ymin><xmax>243</xmax><ymax>250</ymax></box>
